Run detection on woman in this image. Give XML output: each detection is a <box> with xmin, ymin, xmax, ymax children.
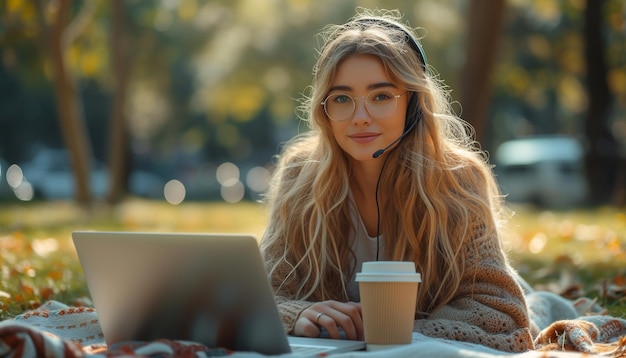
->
<box><xmin>260</xmin><ymin>9</ymin><xmax>534</xmax><ymax>353</ymax></box>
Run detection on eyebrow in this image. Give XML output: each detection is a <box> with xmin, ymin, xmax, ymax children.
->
<box><xmin>327</xmin><ymin>82</ymin><xmax>399</xmax><ymax>93</ymax></box>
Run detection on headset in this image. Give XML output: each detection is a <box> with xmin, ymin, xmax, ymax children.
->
<box><xmin>354</xmin><ymin>17</ymin><xmax>428</xmax><ymax>72</ymax></box>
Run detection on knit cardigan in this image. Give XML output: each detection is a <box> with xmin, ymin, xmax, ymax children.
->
<box><xmin>261</xmin><ymin>219</ymin><xmax>534</xmax><ymax>353</ymax></box>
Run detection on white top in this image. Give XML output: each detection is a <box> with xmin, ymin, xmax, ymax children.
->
<box><xmin>346</xmin><ymin>191</ymin><xmax>385</xmax><ymax>301</ymax></box>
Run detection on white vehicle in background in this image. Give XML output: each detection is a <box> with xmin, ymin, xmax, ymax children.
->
<box><xmin>493</xmin><ymin>135</ymin><xmax>589</xmax><ymax>208</ymax></box>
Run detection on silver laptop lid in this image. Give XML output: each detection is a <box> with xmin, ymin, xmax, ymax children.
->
<box><xmin>72</xmin><ymin>231</ymin><xmax>291</xmax><ymax>355</ymax></box>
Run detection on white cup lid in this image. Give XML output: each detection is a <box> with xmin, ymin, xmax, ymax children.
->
<box><xmin>355</xmin><ymin>261</ymin><xmax>422</xmax><ymax>282</ymax></box>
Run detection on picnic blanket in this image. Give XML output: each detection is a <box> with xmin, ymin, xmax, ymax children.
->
<box><xmin>1</xmin><ymin>292</ymin><xmax>626</xmax><ymax>358</ymax></box>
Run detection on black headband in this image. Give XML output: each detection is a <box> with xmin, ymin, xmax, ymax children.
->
<box><xmin>354</xmin><ymin>17</ymin><xmax>428</xmax><ymax>73</ymax></box>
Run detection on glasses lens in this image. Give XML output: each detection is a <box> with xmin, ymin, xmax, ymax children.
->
<box><xmin>323</xmin><ymin>91</ymin><xmax>400</xmax><ymax>121</ymax></box>
<box><xmin>366</xmin><ymin>90</ymin><xmax>398</xmax><ymax>118</ymax></box>
<box><xmin>324</xmin><ymin>94</ymin><xmax>354</xmax><ymax>121</ymax></box>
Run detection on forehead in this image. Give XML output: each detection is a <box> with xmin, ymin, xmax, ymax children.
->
<box><xmin>330</xmin><ymin>54</ymin><xmax>399</xmax><ymax>92</ymax></box>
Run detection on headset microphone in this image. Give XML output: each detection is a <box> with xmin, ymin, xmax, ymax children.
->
<box><xmin>372</xmin><ymin>116</ymin><xmax>419</xmax><ymax>159</ymax></box>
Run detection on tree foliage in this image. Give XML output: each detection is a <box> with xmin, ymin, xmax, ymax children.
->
<box><xmin>0</xmin><ymin>0</ymin><xmax>624</xmax><ymax>204</ymax></box>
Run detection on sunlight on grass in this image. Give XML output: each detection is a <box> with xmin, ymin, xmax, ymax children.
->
<box><xmin>504</xmin><ymin>205</ymin><xmax>626</xmax><ymax>266</ymax></box>
<box><xmin>503</xmin><ymin>204</ymin><xmax>626</xmax><ymax>316</ymax></box>
<box><xmin>1</xmin><ymin>199</ymin><xmax>625</xmax><ymax>319</ymax></box>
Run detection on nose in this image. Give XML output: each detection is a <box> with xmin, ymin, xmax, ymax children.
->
<box><xmin>351</xmin><ymin>96</ymin><xmax>371</xmax><ymax>124</ymax></box>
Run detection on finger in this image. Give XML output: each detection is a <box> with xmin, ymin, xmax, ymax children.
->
<box><xmin>339</xmin><ymin>302</ymin><xmax>362</xmax><ymax>326</ymax></box>
<box><xmin>316</xmin><ymin>312</ymin><xmax>344</xmax><ymax>339</ymax></box>
<box><xmin>327</xmin><ymin>303</ymin><xmax>362</xmax><ymax>340</ymax></box>
<box><xmin>347</xmin><ymin>301</ymin><xmax>362</xmax><ymax>314</ymax></box>
<box><xmin>346</xmin><ymin>302</ymin><xmax>364</xmax><ymax>339</ymax></box>
<box><xmin>313</xmin><ymin>304</ymin><xmax>358</xmax><ymax>340</ymax></box>
<box><xmin>293</xmin><ymin>315</ymin><xmax>321</xmax><ymax>338</ymax></box>
<box><xmin>305</xmin><ymin>304</ymin><xmax>345</xmax><ymax>339</ymax></box>
<box><xmin>305</xmin><ymin>302</ymin><xmax>362</xmax><ymax>340</ymax></box>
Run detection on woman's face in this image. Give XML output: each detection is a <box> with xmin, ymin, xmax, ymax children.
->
<box><xmin>326</xmin><ymin>54</ymin><xmax>408</xmax><ymax>163</ymax></box>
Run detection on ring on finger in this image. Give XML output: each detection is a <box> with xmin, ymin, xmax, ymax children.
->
<box><xmin>315</xmin><ymin>312</ymin><xmax>326</xmax><ymax>324</ymax></box>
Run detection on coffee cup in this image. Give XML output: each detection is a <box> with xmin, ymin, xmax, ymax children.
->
<box><xmin>355</xmin><ymin>261</ymin><xmax>421</xmax><ymax>349</ymax></box>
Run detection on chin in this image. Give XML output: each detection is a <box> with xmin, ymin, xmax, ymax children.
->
<box><xmin>347</xmin><ymin>151</ymin><xmax>378</xmax><ymax>162</ymax></box>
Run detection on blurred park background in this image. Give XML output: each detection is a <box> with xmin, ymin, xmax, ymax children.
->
<box><xmin>0</xmin><ymin>0</ymin><xmax>625</xmax><ymax>208</ymax></box>
<box><xmin>0</xmin><ymin>0</ymin><xmax>626</xmax><ymax>317</ymax></box>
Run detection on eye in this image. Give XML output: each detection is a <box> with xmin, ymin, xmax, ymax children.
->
<box><xmin>330</xmin><ymin>94</ymin><xmax>352</xmax><ymax>104</ymax></box>
<box><xmin>370</xmin><ymin>91</ymin><xmax>395</xmax><ymax>102</ymax></box>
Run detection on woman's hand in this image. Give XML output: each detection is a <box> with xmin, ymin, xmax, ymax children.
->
<box><xmin>294</xmin><ymin>301</ymin><xmax>363</xmax><ymax>340</ymax></box>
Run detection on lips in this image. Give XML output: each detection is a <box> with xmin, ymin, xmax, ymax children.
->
<box><xmin>349</xmin><ymin>132</ymin><xmax>379</xmax><ymax>144</ymax></box>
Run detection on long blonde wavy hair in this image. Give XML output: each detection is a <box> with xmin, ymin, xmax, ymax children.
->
<box><xmin>260</xmin><ymin>9</ymin><xmax>507</xmax><ymax>317</ymax></box>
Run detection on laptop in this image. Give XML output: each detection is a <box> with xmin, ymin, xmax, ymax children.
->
<box><xmin>71</xmin><ymin>231</ymin><xmax>365</xmax><ymax>355</ymax></box>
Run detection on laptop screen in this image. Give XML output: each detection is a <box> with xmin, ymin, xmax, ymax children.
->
<box><xmin>72</xmin><ymin>231</ymin><xmax>291</xmax><ymax>355</ymax></box>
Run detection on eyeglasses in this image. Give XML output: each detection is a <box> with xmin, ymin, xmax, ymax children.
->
<box><xmin>321</xmin><ymin>90</ymin><xmax>406</xmax><ymax>122</ymax></box>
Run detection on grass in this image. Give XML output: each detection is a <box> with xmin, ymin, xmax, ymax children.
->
<box><xmin>502</xmin><ymin>205</ymin><xmax>626</xmax><ymax>316</ymax></box>
<box><xmin>0</xmin><ymin>199</ymin><xmax>625</xmax><ymax>320</ymax></box>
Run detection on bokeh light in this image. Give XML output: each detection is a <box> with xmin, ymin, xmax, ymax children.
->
<box><xmin>216</xmin><ymin>162</ymin><xmax>239</xmax><ymax>186</ymax></box>
<box><xmin>246</xmin><ymin>166</ymin><xmax>270</xmax><ymax>193</ymax></box>
<box><xmin>220</xmin><ymin>179</ymin><xmax>245</xmax><ymax>203</ymax></box>
<box><xmin>164</xmin><ymin>179</ymin><xmax>186</xmax><ymax>205</ymax></box>
<box><xmin>4</xmin><ymin>164</ymin><xmax>33</xmax><ymax>201</ymax></box>
<box><xmin>6</xmin><ymin>164</ymin><xmax>24</xmax><ymax>188</ymax></box>
<box><xmin>14</xmin><ymin>182</ymin><xmax>34</xmax><ymax>201</ymax></box>
<box><xmin>529</xmin><ymin>232</ymin><xmax>547</xmax><ymax>254</ymax></box>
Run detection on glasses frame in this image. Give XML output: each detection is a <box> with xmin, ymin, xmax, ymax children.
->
<box><xmin>321</xmin><ymin>91</ymin><xmax>407</xmax><ymax>122</ymax></box>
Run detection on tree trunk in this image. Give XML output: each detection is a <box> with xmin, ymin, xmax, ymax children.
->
<box><xmin>583</xmin><ymin>0</ymin><xmax>621</xmax><ymax>205</ymax></box>
<box><xmin>35</xmin><ymin>0</ymin><xmax>93</xmax><ymax>206</ymax></box>
<box><xmin>106</xmin><ymin>0</ymin><xmax>132</xmax><ymax>204</ymax></box>
<box><xmin>460</xmin><ymin>0</ymin><xmax>506</xmax><ymax>149</ymax></box>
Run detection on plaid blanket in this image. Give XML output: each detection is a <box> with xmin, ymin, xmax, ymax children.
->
<box><xmin>1</xmin><ymin>298</ymin><xmax>625</xmax><ymax>358</ymax></box>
